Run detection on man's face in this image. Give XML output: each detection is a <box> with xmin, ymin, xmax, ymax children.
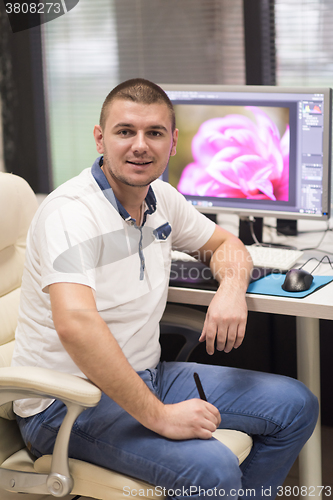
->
<box><xmin>94</xmin><ymin>99</ymin><xmax>178</xmax><ymax>189</ymax></box>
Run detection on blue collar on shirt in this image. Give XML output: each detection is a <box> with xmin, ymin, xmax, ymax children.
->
<box><xmin>91</xmin><ymin>156</ymin><xmax>157</xmax><ymax>225</ymax></box>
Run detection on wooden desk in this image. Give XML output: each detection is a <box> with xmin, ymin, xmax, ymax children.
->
<box><xmin>168</xmin><ymin>280</ymin><xmax>333</xmax><ymax>497</ymax></box>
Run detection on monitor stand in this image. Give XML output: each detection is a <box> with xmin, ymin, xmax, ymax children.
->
<box><xmin>276</xmin><ymin>219</ymin><xmax>298</xmax><ymax>236</ymax></box>
<box><xmin>203</xmin><ymin>213</ymin><xmax>297</xmax><ymax>247</ymax></box>
<box><xmin>238</xmin><ymin>218</ymin><xmax>297</xmax><ymax>246</ymax></box>
<box><xmin>238</xmin><ymin>217</ymin><xmax>263</xmax><ymax>245</ymax></box>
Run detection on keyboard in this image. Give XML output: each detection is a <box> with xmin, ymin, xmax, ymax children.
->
<box><xmin>169</xmin><ymin>259</ymin><xmax>271</xmax><ymax>290</ymax></box>
<box><xmin>245</xmin><ymin>245</ymin><xmax>304</xmax><ymax>271</ymax></box>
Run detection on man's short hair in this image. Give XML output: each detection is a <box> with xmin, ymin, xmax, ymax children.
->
<box><xmin>100</xmin><ymin>78</ymin><xmax>176</xmax><ymax>132</ymax></box>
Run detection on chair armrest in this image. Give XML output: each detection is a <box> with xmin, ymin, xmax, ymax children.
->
<box><xmin>0</xmin><ymin>367</ymin><xmax>102</xmax><ymax>496</ymax></box>
<box><xmin>0</xmin><ymin>366</ymin><xmax>101</xmax><ymax>408</ymax></box>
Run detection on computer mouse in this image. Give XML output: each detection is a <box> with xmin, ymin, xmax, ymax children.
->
<box><xmin>282</xmin><ymin>269</ymin><xmax>314</xmax><ymax>292</ymax></box>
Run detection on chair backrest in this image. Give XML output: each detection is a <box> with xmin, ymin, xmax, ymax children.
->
<box><xmin>0</xmin><ymin>173</ymin><xmax>39</xmax><ymax>462</ymax></box>
<box><xmin>0</xmin><ymin>172</ymin><xmax>38</xmax><ymax>361</ymax></box>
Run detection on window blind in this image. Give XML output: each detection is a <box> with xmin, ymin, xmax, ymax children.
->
<box><xmin>42</xmin><ymin>0</ymin><xmax>245</xmax><ymax>187</ymax></box>
<box><xmin>275</xmin><ymin>0</ymin><xmax>333</xmax><ymax>87</ymax></box>
<box><xmin>42</xmin><ymin>0</ymin><xmax>118</xmax><ymax>187</ymax></box>
<box><xmin>275</xmin><ymin>0</ymin><xmax>333</xmax><ymax>207</ymax></box>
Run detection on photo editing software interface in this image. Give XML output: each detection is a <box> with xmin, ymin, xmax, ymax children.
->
<box><xmin>162</xmin><ymin>85</ymin><xmax>332</xmax><ymax>221</ymax></box>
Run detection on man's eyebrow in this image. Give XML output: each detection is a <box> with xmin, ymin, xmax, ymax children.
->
<box><xmin>113</xmin><ymin>122</ymin><xmax>134</xmax><ymax>129</ymax></box>
<box><xmin>113</xmin><ymin>123</ymin><xmax>168</xmax><ymax>132</ymax></box>
<box><xmin>149</xmin><ymin>125</ymin><xmax>168</xmax><ymax>132</ymax></box>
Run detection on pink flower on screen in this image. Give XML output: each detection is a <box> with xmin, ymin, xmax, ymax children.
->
<box><xmin>177</xmin><ymin>107</ymin><xmax>290</xmax><ymax>201</ymax></box>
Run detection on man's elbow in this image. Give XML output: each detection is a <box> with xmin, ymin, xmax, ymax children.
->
<box><xmin>54</xmin><ymin>309</ymin><xmax>99</xmax><ymax>345</ymax></box>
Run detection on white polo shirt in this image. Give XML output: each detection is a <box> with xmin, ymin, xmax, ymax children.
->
<box><xmin>12</xmin><ymin>157</ymin><xmax>215</xmax><ymax>417</ymax></box>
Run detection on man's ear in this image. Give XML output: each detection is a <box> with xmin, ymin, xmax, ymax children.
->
<box><xmin>170</xmin><ymin>128</ymin><xmax>178</xmax><ymax>157</ymax></box>
<box><xmin>93</xmin><ymin>125</ymin><xmax>104</xmax><ymax>154</ymax></box>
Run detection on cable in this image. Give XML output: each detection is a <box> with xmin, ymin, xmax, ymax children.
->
<box><xmin>249</xmin><ymin>218</ymin><xmax>261</xmax><ymax>246</ymax></box>
<box><xmin>261</xmin><ymin>219</ymin><xmax>332</xmax><ymax>253</ymax></box>
<box><xmin>298</xmin><ymin>255</ymin><xmax>333</xmax><ymax>273</ymax></box>
<box><xmin>264</xmin><ymin>222</ymin><xmax>333</xmax><ymax>236</ymax></box>
<box><xmin>304</xmin><ymin>247</ymin><xmax>333</xmax><ymax>256</ymax></box>
<box><xmin>249</xmin><ymin>218</ymin><xmax>298</xmax><ymax>249</ymax></box>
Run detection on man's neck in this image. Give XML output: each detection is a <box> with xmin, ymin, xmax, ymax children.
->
<box><xmin>101</xmin><ymin>164</ymin><xmax>148</xmax><ymax>222</ymax></box>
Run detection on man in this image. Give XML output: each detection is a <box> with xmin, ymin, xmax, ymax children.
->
<box><xmin>13</xmin><ymin>79</ymin><xmax>318</xmax><ymax>498</ymax></box>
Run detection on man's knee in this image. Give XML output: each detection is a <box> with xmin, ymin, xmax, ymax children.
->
<box><xmin>295</xmin><ymin>382</ymin><xmax>319</xmax><ymax>432</ymax></box>
<box><xmin>281</xmin><ymin>378</ymin><xmax>319</xmax><ymax>440</ymax></box>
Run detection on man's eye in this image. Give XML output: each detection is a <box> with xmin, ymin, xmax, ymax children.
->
<box><xmin>119</xmin><ymin>130</ymin><xmax>132</xmax><ymax>136</ymax></box>
<box><xmin>149</xmin><ymin>131</ymin><xmax>162</xmax><ymax>137</ymax></box>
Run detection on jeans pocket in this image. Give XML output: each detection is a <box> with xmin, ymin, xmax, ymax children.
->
<box><xmin>141</xmin><ymin>368</ymin><xmax>158</xmax><ymax>395</ymax></box>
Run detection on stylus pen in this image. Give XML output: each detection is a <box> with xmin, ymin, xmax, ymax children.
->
<box><xmin>193</xmin><ymin>372</ymin><xmax>207</xmax><ymax>401</ymax></box>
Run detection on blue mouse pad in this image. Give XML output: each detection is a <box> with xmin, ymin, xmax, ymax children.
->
<box><xmin>247</xmin><ymin>274</ymin><xmax>333</xmax><ymax>298</ymax></box>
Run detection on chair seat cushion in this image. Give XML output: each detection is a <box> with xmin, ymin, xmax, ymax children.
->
<box><xmin>33</xmin><ymin>429</ymin><xmax>252</xmax><ymax>500</ymax></box>
<box><xmin>35</xmin><ymin>454</ymin><xmax>161</xmax><ymax>500</ymax></box>
<box><xmin>1</xmin><ymin>448</ymin><xmax>36</xmax><ymax>472</ymax></box>
<box><xmin>213</xmin><ymin>428</ymin><xmax>253</xmax><ymax>464</ymax></box>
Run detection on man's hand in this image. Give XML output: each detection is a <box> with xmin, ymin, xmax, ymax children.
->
<box><xmin>195</xmin><ymin>225</ymin><xmax>252</xmax><ymax>355</ymax></box>
<box><xmin>199</xmin><ymin>286</ymin><xmax>248</xmax><ymax>354</ymax></box>
<box><xmin>153</xmin><ymin>399</ymin><xmax>221</xmax><ymax>440</ymax></box>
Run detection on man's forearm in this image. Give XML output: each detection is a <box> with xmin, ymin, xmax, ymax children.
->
<box><xmin>57</xmin><ymin>311</ymin><xmax>223</xmax><ymax>440</ymax></box>
<box><xmin>209</xmin><ymin>235</ymin><xmax>253</xmax><ymax>291</ymax></box>
<box><xmin>57</xmin><ymin>310</ymin><xmax>164</xmax><ymax>432</ymax></box>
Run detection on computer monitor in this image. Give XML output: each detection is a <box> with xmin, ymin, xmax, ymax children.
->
<box><xmin>161</xmin><ymin>85</ymin><xmax>332</xmax><ymax>235</ymax></box>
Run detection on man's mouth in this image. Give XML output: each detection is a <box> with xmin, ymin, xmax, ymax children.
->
<box><xmin>127</xmin><ymin>160</ymin><xmax>153</xmax><ymax>166</ymax></box>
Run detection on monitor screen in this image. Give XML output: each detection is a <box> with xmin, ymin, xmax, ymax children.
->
<box><xmin>162</xmin><ymin>85</ymin><xmax>332</xmax><ymax>221</ymax></box>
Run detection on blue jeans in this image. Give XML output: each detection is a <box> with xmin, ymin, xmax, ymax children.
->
<box><xmin>17</xmin><ymin>362</ymin><xmax>318</xmax><ymax>499</ymax></box>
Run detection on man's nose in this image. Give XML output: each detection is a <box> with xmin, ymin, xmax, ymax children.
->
<box><xmin>132</xmin><ymin>132</ymin><xmax>148</xmax><ymax>154</ymax></box>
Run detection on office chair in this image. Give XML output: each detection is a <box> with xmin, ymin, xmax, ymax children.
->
<box><xmin>0</xmin><ymin>172</ymin><xmax>252</xmax><ymax>499</ymax></box>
